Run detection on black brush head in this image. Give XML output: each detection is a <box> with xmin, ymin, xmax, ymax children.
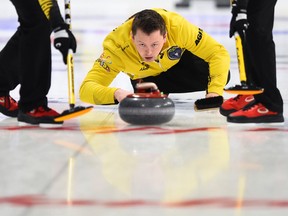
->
<box><xmin>194</xmin><ymin>96</ymin><xmax>223</xmax><ymax>110</ymax></box>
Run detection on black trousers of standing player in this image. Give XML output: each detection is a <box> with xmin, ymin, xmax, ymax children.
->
<box><xmin>0</xmin><ymin>0</ymin><xmax>52</xmax><ymax>112</ymax></box>
<box><xmin>246</xmin><ymin>0</ymin><xmax>283</xmax><ymax>113</ymax></box>
<box><xmin>131</xmin><ymin>50</ymin><xmax>230</xmax><ymax>94</ymax></box>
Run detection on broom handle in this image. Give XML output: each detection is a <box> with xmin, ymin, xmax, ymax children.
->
<box><xmin>234</xmin><ymin>32</ymin><xmax>247</xmax><ymax>83</ymax></box>
<box><xmin>235</xmin><ymin>31</ymin><xmax>255</xmax><ymax>86</ymax></box>
<box><xmin>64</xmin><ymin>0</ymin><xmax>75</xmax><ymax>109</ymax></box>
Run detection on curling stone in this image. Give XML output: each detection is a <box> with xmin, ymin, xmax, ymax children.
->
<box><xmin>119</xmin><ymin>82</ymin><xmax>175</xmax><ymax>125</ymax></box>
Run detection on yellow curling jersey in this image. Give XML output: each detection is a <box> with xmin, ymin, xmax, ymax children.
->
<box><xmin>80</xmin><ymin>8</ymin><xmax>230</xmax><ymax>105</ymax></box>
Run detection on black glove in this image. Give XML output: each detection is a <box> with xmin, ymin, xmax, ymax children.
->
<box><xmin>53</xmin><ymin>24</ymin><xmax>77</xmax><ymax>64</ymax></box>
<box><xmin>229</xmin><ymin>2</ymin><xmax>248</xmax><ymax>39</ymax></box>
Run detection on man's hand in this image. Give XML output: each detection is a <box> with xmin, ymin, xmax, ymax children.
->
<box><xmin>114</xmin><ymin>89</ymin><xmax>133</xmax><ymax>103</ymax></box>
<box><xmin>53</xmin><ymin>24</ymin><xmax>77</xmax><ymax>64</ymax></box>
<box><xmin>229</xmin><ymin>2</ymin><xmax>248</xmax><ymax>39</ymax></box>
<box><xmin>206</xmin><ymin>92</ymin><xmax>219</xmax><ymax>98</ymax></box>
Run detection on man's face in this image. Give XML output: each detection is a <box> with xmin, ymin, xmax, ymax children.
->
<box><xmin>132</xmin><ymin>29</ymin><xmax>166</xmax><ymax>62</ymax></box>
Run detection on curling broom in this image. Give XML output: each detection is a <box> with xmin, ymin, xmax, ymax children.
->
<box><xmin>55</xmin><ymin>0</ymin><xmax>93</xmax><ymax>122</ymax></box>
<box><xmin>224</xmin><ymin>32</ymin><xmax>264</xmax><ymax>95</ymax></box>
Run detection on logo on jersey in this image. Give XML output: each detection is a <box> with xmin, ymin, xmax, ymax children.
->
<box><xmin>121</xmin><ymin>45</ymin><xmax>130</xmax><ymax>52</ymax></box>
<box><xmin>96</xmin><ymin>53</ymin><xmax>112</xmax><ymax>72</ymax></box>
<box><xmin>140</xmin><ymin>62</ymin><xmax>150</xmax><ymax>71</ymax></box>
<box><xmin>38</xmin><ymin>0</ymin><xmax>53</xmax><ymax>19</ymax></box>
<box><xmin>195</xmin><ymin>28</ymin><xmax>203</xmax><ymax>46</ymax></box>
<box><xmin>167</xmin><ymin>46</ymin><xmax>182</xmax><ymax>60</ymax></box>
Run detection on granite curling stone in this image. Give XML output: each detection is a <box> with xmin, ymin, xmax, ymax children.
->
<box><xmin>119</xmin><ymin>82</ymin><xmax>175</xmax><ymax>125</ymax></box>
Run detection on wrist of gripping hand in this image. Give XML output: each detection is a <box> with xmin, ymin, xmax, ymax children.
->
<box><xmin>53</xmin><ymin>24</ymin><xmax>77</xmax><ymax>64</ymax></box>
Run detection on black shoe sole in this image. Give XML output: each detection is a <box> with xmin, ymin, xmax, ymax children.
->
<box><xmin>18</xmin><ymin>111</ymin><xmax>63</xmax><ymax>126</ymax></box>
<box><xmin>219</xmin><ymin>107</ymin><xmax>237</xmax><ymax>117</ymax></box>
<box><xmin>0</xmin><ymin>107</ymin><xmax>18</xmax><ymax>117</ymax></box>
<box><xmin>227</xmin><ymin>114</ymin><xmax>284</xmax><ymax>123</ymax></box>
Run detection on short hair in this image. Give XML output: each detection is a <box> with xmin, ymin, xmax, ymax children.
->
<box><xmin>131</xmin><ymin>9</ymin><xmax>166</xmax><ymax>36</ymax></box>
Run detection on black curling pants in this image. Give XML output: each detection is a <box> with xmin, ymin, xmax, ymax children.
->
<box><xmin>131</xmin><ymin>50</ymin><xmax>230</xmax><ymax>94</ymax></box>
<box><xmin>0</xmin><ymin>0</ymin><xmax>52</xmax><ymax>112</ymax></box>
<box><xmin>246</xmin><ymin>0</ymin><xmax>283</xmax><ymax>113</ymax></box>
